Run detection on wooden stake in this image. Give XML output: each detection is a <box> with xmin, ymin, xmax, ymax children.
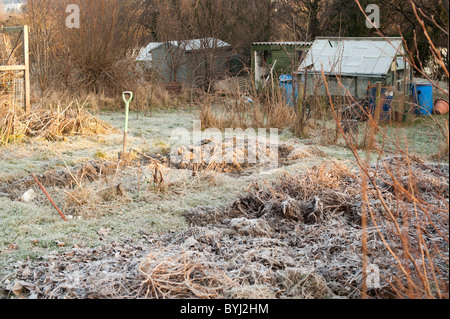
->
<box><xmin>297</xmin><ymin>82</ymin><xmax>305</xmax><ymax>117</ymax></box>
<box><xmin>145</xmin><ymin>93</ymin><xmax>149</xmax><ymax>117</ymax></box>
<box><xmin>374</xmin><ymin>82</ymin><xmax>382</xmax><ymax>124</ymax></box>
<box><xmin>136</xmin><ymin>91</ymin><xmax>139</xmax><ymax>120</ymax></box>
<box><xmin>137</xmin><ymin>160</ymin><xmax>141</xmax><ymax>200</ymax></box>
<box><xmin>32</xmin><ymin>174</ymin><xmax>67</xmax><ymax>221</ymax></box>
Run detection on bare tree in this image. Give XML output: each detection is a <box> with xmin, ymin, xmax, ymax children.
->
<box><xmin>149</xmin><ymin>0</ymin><xmax>193</xmax><ymax>82</ymax></box>
<box><xmin>376</xmin><ymin>0</ymin><xmax>449</xmax><ymax>79</ymax></box>
<box><xmin>277</xmin><ymin>0</ymin><xmax>328</xmax><ymax>41</ymax></box>
<box><xmin>140</xmin><ymin>0</ymin><xmax>278</xmax><ymax>72</ymax></box>
<box><xmin>25</xmin><ymin>0</ymin><xmax>144</xmax><ymax>95</ymax></box>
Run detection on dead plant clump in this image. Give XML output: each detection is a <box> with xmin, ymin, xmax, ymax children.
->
<box><xmin>0</xmin><ymin>151</ymin><xmax>168</xmax><ymax>218</ymax></box>
<box><xmin>199</xmin><ymin>92</ymin><xmax>297</xmax><ymax>131</ymax></box>
<box><xmin>138</xmin><ymin>247</ymin><xmax>232</xmax><ymax>299</ymax></box>
<box><xmin>164</xmin><ymin>137</ymin><xmax>319</xmax><ymax>174</ymax></box>
<box><xmin>224</xmin><ymin>160</ymin><xmax>360</xmax><ymax>225</ymax></box>
<box><xmin>170</xmin><ymin>137</ymin><xmax>278</xmax><ymax>174</ymax></box>
<box><xmin>0</xmin><ymin>160</ymin><xmax>119</xmax><ymax>198</ymax></box>
<box><xmin>0</xmin><ymin>102</ymin><xmax>118</xmax><ymax>146</ymax></box>
<box><xmin>63</xmin><ymin>183</ymin><xmax>131</xmax><ymax>218</ymax></box>
<box><xmin>0</xmin><ymin>159</ymin><xmax>131</xmax><ymax>218</ymax></box>
<box><xmin>2</xmin><ymin>159</ymin><xmax>448</xmax><ymax>299</ymax></box>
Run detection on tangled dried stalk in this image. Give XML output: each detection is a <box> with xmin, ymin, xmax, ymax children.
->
<box><xmin>0</xmin><ymin>99</ymin><xmax>118</xmax><ymax>146</ymax></box>
<box><xmin>130</xmin><ymin>148</ymin><xmax>165</xmax><ymax>192</ymax></box>
<box><xmin>199</xmin><ymin>80</ymin><xmax>297</xmax><ymax>131</ymax></box>
<box><xmin>228</xmin><ymin>160</ymin><xmax>359</xmax><ymax>224</ymax></box>
<box><xmin>138</xmin><ymin>247</ymin><xmax>232</xmax><ymax>299</ymax></box>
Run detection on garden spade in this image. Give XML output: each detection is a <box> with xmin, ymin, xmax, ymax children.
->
<box><xmin>122</xmin><ymin>91</ymin><xmax>133</xmax><ymax>156</ymax></box>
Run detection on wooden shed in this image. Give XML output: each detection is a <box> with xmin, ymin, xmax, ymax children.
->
<box><xmin>136</xmin><ymin>37</ymin><xmax>232</xmax><ymax>86</ymax></box>
<box><xmin>251</xmin><ymin>41</ymin><xmax>312</xmax><ymax>86</ymax></box>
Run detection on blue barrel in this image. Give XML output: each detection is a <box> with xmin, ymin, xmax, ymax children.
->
<box><xmin>367</xmin><ymin>86</ymin><xmax>394</xmax><ymax>121</ymax></box>
<box><xmin>279</xmin><ymin>75</ymin><xmax>298</xmax><ymax>107</ymax></box>
<box><xmin>412</xmin><ymin>82</ymin><xmax>433</xmax><ymax>116</ymax></box>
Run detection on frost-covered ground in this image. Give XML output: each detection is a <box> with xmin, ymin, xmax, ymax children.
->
<box><xmin>0</xmin><ymin>109</ymin><xmax>447</xmax><ymax>298</ymax></box>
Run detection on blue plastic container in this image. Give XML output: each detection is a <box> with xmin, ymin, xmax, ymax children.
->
<box><xmin>367</xmin><ymin>86</ymin><xmax>394</xmax><ymax>121</ymax></box>
<box><xmin>279</xmin><ymin>75</ymin><xmax>298</xmax><ymax>107</ymax></box>
<box><xmin>412</xmin><ymin>82</ymin><xmax>433</xmax><ymax>116</ymax></box>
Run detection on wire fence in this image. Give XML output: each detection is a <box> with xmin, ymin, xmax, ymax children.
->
<box><xmin>1</xmin><ymin>70</ymin><xmax>24</xmax><ymax>108</ymax></box>
<box><xmin>1</xmin><ymin>27</ymin><xmax>26</xmax><ymax>110</ymax></box>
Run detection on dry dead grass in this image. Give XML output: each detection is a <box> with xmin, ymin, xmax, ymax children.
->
<box><xmin>0</xmin><ymin>98</ymin><xmax>118</xmax><ymax>146</ymax></box>
<box><xmin>199</xmin><ymin>84</ymin><xmax>297</xmax><ymax>131</ymax></box>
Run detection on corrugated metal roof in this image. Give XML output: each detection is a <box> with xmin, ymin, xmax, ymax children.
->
<box><xmin>136</xmin><ymin>42</ymin><xmax>161</xmax><ymax>61</ymax></box>
<box><xmin>253</xmin><ymin>41</ymin><xmax>312</xmax><ymax>46</ymax></box>
<box><xmin>298</xmin><ymin>37</ymin><xmax>404</xmax><ymax>77</ymax></box>
<box><xmin>136</xmin><ymin>38</ymin><xmax>231</xmax><ymax>61</ymax></box>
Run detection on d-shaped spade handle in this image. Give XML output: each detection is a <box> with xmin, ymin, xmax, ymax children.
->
<box><xmin>122</xmin><ymin>91</ymin><xmax>133</xmax><ymax>155</ymax></box>
<box><xmin>123</xmin><ymin>91</ymin><xmax>133</xmax><ymax>104</ymax></box>
<box><xmin>122</xmin><ymin>91</ymin><xmax>133</xmax><ymax>132</ymax></box>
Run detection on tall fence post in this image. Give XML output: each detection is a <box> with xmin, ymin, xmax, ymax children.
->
<box><xmin>23</xmin><ymin>25</ymin><xmax>31</xmax><ymax>113</ymax></box>
<box><xmin>0</xmin><ymin>25</ymin><xmax>30</xmax><ymax>112</ymax></box>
